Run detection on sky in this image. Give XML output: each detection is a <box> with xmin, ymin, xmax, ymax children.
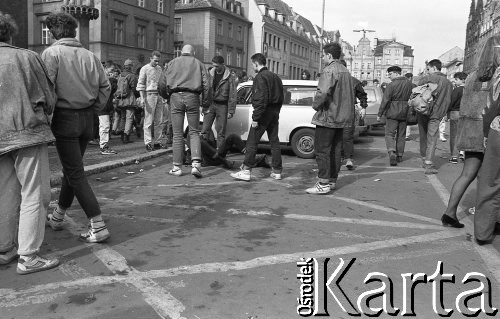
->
<box><xmin>284</xmin><ymin>0</ymin><xmax>471</xmax><ymax>73</ymax></box>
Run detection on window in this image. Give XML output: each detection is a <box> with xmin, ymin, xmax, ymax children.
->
<box><xmin>273</xmin><ymin>35</ymin><xmax>276</xmax><ymax>47</ymax></box>
<box><xmin>228</xmin><ymin>23</ymin><xmax>233</xmax><ymax>38</ymax></box>
<box><xmin>41</xmin><ymin>22</ymin><xmax>51</xmax><ymax>45</ymax></box>
<box><xmin>283</xmin><ymin>63</ymin><xmax>286</xmax><ymax>75</ymax></box>
<box><xmin>237</xmin><ymin>26</ymin><xmax>242</xmax><ymax>41</ymax></box>
<box><xmin>386</xmin><ymin>59</ymin><xmax>390</xmax><ymax>64</ymax></box>
<box><xmin>137</xmin><ymin>0</ymin><xmax>144</xmax><ymax>7</ymax></box>
<box><xmin>264</xmin><ymin>32</ymin><xmax>267</xmax><ymax>43</ymax></box>
<box><xmin>354</xmin><ymin>62</ymin><xmax>358</xmax><ymax>69</ymax></box>
<box><xmin>137</xmin><ymin>25</ymin><xmax>146</xmax><ymax>48</ymax></box>
<box><xmin>404</xmin><ymin>58</ymin><xmax>409</xmax><ymax>65</ymax></box>
<box><xmin>237</xmin><ymin>86</ymin><xmax>253</xmax><ymax>104</ymax></box>
<box><xmin>386</xmin><ymin>49</ymin><xmax>391</xmax><ymax>54</ymax></box>
<box><xmin>113</xmin><ymin>19</ymin><xmax>124</xmax><ymax>45</ymax></box>
<box><xmin>236</xmin><ymin>51</ymin><xmax>242</xmax><ymax>67</ymax></box>
<box><xmin>268</xmin><ymin>33</ymin><xmax>272</xmax><ymax>45</ymax></box>
<box><xmin>367</xmin><ymin>62</ymin><xmax>371</xmax><ymax>69</ymax></box>
<box><xmin>361</xmin><ymin>63</ymin><xmax>364</xmax><ymax>69</ymax></box>
<box><xmin>156</xmin><ymin>30</ymin><xmax>165</xmax><ymax>51</ymax></box>
<box><xmin>376</xmin><ymin>70</ymin><xmax>381</xmax><ymax>77</ymax></box>
<box><xmin>226</xmin><ymin>48</ymin><xmax>232</xmax><ymax>65</ymax></box>
<box><xmin>215</xmin><ymin>47</ymin><xmax>222</xmax><ymax>56</ymax></box>
<box><xmin>395</xmin><ymin>59</ymin><xmax>399</xmax><ymax>65</ymax></box>
<box><xmin>283</xmin><ymin>40</ymin><xmax>287</xmax><ymax>52</ymax></box>
<box><xmin>157</xmin><ymin>0</ymin><xmax>164</xmax><ymax>13</ymax></box>
<box><xmin>174</xmin><ymin>44</ymin><xmax>182</xmax><ymax>57</ymax></box>
<box><xmin>277</xmin><ymin>38</ymin><xmax>280</xmax><ymax>50</ymax></box>
<box><xmin>377</xmin><ymin>58</ymin><xmax>382</xmax><ymax>65</ymax></box>
<box><xmin>217</xmin><ymin>19</ymin><xmax>223</xmax><ymax>36</ymax></box>
<box><xmin>174</xmin><ymin>18</ymin><xmax>182</xmax><ymax>35</ymax></box>
<box><xmin>283</xmin><ymin>87</ymin><xmax>316</xmax><ymax>106</ymax></box>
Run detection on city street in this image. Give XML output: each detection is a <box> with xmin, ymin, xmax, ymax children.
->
<box><xmin>1</xmin><ymin>127</ymin><xmax>499</xmax><ymax>319</ymax></box>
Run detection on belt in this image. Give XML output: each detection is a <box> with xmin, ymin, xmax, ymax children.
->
<box><xmin>146</xmin><ymin>91</ymin><xmax>158</xmax><ymax>94</ymax></box>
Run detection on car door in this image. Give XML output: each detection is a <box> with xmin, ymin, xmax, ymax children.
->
<box><xmin>364</xmin><ymin>86</ymin><xmax>383</xmax><ymax>126</ymax></box>
<box><xmin>226</xmin><ymin>85</ymin><xmax>252</xmax><ymax>140</ymax></box>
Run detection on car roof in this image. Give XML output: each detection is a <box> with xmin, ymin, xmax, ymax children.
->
<box><xmin>238</xmin><ymin>80</ymin><xmax>318</xmax><ymax>88</ymax></box>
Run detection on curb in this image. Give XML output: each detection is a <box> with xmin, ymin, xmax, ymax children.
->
<box><xmin>50</xmin><ymin>148</ymin><xmax>171</xmax><ymax>187</ymax></box>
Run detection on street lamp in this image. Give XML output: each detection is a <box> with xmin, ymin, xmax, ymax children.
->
<box><xmin>318</xmin><ymin>0</ymin><xmax>325</xmax><ymax>72</ymax></box>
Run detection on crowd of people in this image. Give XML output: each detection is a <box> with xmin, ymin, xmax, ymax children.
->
<box><xmin>1</xmin><ymin>10</ymin><xmax>500</xmax><ymax>277</ymax></box>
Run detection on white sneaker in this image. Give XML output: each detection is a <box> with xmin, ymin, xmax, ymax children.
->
<box><xmin>79</xmin><ymin>225</ymin><xmax>110</xmax><ymax>243</ymax></box>
<box><xmin>169</xmin><ymin>167</ymin><xmax>182</xmax><ymax>176</ymax></box>
<box><xmin>191</xmin><ymin>163</ymin><xmax>202</xmax><ymax>178</ymax></box>
<box><xmin>17</xmin><ymin>254</ymin><xmax>59</xmax><ymax>275</ymax></box>
<box><xmin>306</xmin><ymin>182</ymin><xmax>331</xmax><ymax>195</ymax></box>
<box><xmin>0</xmin><ymin>247</ymin><xmax>18</xmax><ymax>265</ymax></box>
<box><xmin>270</xmin><ymin>172</ymin><xmax>282</xmax><ymax>180</ymax></box>
<box><xmin>346</xmin><ymin>159</ymin><xmax>354</xmax><ymax>170</ymax></box>
<box><xmin>46</xmin><ymin>212</ymin><xmax>64</xmax><ymax>231</ymax></box>
<box><xmin>230</xmin><ymin>169</ymin><xmax>251</xmax><ymax>181</ymax></box>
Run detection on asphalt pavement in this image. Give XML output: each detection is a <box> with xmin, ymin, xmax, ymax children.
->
<box><xmin>1</xmin><ymin>126</ymin><xmax>499</xmax><ymax>319</ymax></box>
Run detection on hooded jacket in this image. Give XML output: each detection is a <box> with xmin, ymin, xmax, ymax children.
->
<box><xmin>312</xmin><ymin>60</ymin><xmax>355</xmax><ymax>128</ymax></box>
<box><xmin>0</xmin><ymin>43</ymin><xmax>56</xmax><ymax>155</ymax></box>
<box><xmin>418</xmin><ymin>71</ymin><xmax>453</xmax><ymax>120</ymax></box>
<box><xmin>378</xmin><ymin>76</ymin><xmax>413</xmax><ymax>120</ymax></box>
<box><xmin>41</xmin><ymin>38</ymin><xmax>110</xmax><ymax>112</ymax></box>
<box><xmin>209</xmin><ymin>66</ymin><xmax>237</xmax><ymax>114</ymax></box>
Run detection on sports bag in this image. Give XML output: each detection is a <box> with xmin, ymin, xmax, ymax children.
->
<box><xmin>408</xmin><ymin>83</ymin><xmax>438</xmax><ymax>116</ymax></box>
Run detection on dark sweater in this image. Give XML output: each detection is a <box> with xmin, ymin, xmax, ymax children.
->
<box><xmin>449</xmin><ymin>86</ymin><xmax>464</xmax><ymax>112</ymax></box>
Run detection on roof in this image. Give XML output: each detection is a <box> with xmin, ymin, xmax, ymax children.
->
<box><xmin>373</xmin><ymin>40</ymin><xmax>414</xmax><ymax>57</ymax></box>
<box><xmin>175</xmin><ymin>0</ymin><xmax>251</xmax><ymax>22</ymax></box>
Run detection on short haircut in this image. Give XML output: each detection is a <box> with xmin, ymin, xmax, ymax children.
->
<box><xmin>251</xmin><ymin>53</ymin><xmax>266</xmax><ymax>66</ymax></box>
<box><xmin>45</xmin><ymin>13</ymin><xmax>77</xmax><ymax>40</ymax></box>
<box><xmin>454</xmin><ymin>71</ymin><xmax>468</xmax><ymax>80</ymax></box>
<box><xmin>428</xmin><ymin>59</ymin><xmax>442</xmax><ymax>71</ymax></box>
<box><xmin>387</xmin><ymin>66</ymin><xmax>402</xmax><ymax>74</ymax></box>
<box><xmin>339</xmin><ymin>60</ymin><xmax>347</xmax><ymax>67</ymax></box>
<box><xmin>212</xmin><ymin>55</ymin><xmax>224</xmax><ymax>64</ymax></box>
<box><xmin>405</xmin><ymin>73</ymin><xmax>413</xmax><ymax>79</ymax></box>
<box><xmin>151</xmin><ymin>50</ymin><xmax>161</xmax><ymax>58</ymax></box>
<box><xmin>323</xmin><ymin>42</ymin><xmax>342</xmax><ymax>60</ymax></box>
<box><xmin>0</xmin><ymin>12</ymin><xmax>17</xmax><ymax>42</ymax></box>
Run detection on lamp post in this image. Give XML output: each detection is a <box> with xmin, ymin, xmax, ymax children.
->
<box><xmin>318</xmin><ymin>0</ymin><xmax>325</xmax><ymax>72</ymax></box>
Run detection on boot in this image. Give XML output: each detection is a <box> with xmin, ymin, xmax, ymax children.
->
<box><xmin>123</xmin><ymin>133</ymin><xmax>131</xmax><ymax>144</ymax></box>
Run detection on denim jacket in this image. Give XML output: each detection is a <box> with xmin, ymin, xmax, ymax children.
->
<box><xmin>0</xmin><ymin>43</ymin><xmax>56</xmax><ymax>155</ymax></box>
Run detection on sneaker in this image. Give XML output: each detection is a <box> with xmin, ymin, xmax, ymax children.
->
<box><xmin>169</xmin><ymin>167</ymin><xmax>182</xmax><ymax>176</ymax></box>
<box><xmin>345</xmin><ymin>159</ymin><xmax>354</xmax><ymax>170</ymax></box>
<box><xmin>46</xmin><ymin>212</ymin><xmax>64</xmax><ymax>231</ymax></box>
<box><xmin>100</xmin><ymin>145</ymin><xmax>117</xmax><ymax>155</ymax></box>
<box><xmin>88</xmin><ymin>139</ymin><xmax>99</xmax><ymax>146</ymax></box>
<box><xmin>306</xmin><ymin>182</ymin><xmax>331</xmax><ymax>195</ymax></box>
<box><xmin>396</xmin><ymin>156</ymin><xmax>403</xmax><ymax>163</ymax></box>
<box><xmin>230</xmin><ymin>169</ymin><xmax>251</xmax><ymax>181</ymax></box>
<box><xmin>145</xmin><ymin>143</ymin><xmax>155</xmax><ymax>152</ymax></box>
<box><xmin>449</xmin><ymin>157</ymin><xmax>459</xmax><ymax>164</ymax></box>
<box><xmin>459</xmin><ymin>152</ymin><xmax>465</xmax><ymax>162</ymax></box>
<box><xmin>389</xmin><ymin>152</ymin><xmax>397</xmax><ymax>166</ymax></box>
<box><xmin>440</xmin><ymin>137</ymin><xmax>447</xmax><ymax>142</ymax></box>
<box><xmin>79</xmin><ymin>225</ymin><xmax>110</xmax><ymax>243</ymax></box>
<box><xmin>405</xmin><ymin>136</ymin><xmax>411</xmax><ymax>141</ymax></box>
<box><xmin>270</xmin><ymin>172</ymin><xmax>282</xmax><ymax>180</ymax></box>
<box><xmin>424</xmin><ymin>163</ymin><xmax>438</xmax><ymax>175</ymax></box>
<box><xmin>191</xmin><ymin>164</ymin><xmax>202</xmax><ymax>178</ymax></box>
<box><xmin>17</xmin><ymin>254</ymin><xmax>59</xmax><ymax>275</ymax></box>
<box><xmin>0</xmin><ymin>247</ymin><xmax>18</xmax><ymax>265</ymax></box>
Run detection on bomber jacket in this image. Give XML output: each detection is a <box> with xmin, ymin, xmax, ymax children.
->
<box><xmin>418</xmin><ymin>72</ymin><xmax>453</xmax><ymax>120</ymax></box>
<box><xmin>378</xmin><ymin>76</ymin><xmax>413</xmax><ymax>120</ymax></box>
<box><xmin>0</xmin><ymin>43</ymin><xmax>56</xmax><ymax>155</ymax></box>
<box><xmin>209</xmin><ymin>67</ymin><xmax>237</xmax><ymax>114</ymax></box>
<box><xmin>251</xmin><ymin>67</ymin><xmax>284</xmax><ymax>122</ymax></box>
<box><xmin>352</xmin><ymin>77</ymin><xmax>368</xmax><ymax>109</ymax></box>
<box><xmin>41</xmin><ymin>38</ymin><xmax>110</xmax><ymax>112</ymax></box>
<box><xmin>312</xmin><ymin>60</ymin><xmax>355</xmax><ymax>128</ymax></box>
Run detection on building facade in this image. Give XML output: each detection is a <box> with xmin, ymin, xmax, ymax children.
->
<box><xmin>350</xmin><ymin>36</ymin><xmax>375</xmax><ymax>85</ymax></box>
<box><xmin>28</xmin><ymin>0</ymin><xmax>175</xmax><ymax>68</ymax></box>
<box><xmin>174</xmin><ymin>0</ymin><xmax>251</xmax><ymax>72</ymax></box>
<box><xmin>373</xmin><ymin>38</ymin><xmax>414</xmax><ymax>84</ymax></box>
<box><xmin>464</xmin><ymin>0</ymin><xmax>500</xmax><ymax>73</ymax></box>
<box><xmin>438</xmin><ymin>46</ymin><xmax>464</xmax><ymax>79</ymax></box>
<box><xmin>0</xmin><ymin>0</ymin><xmax>28</xmax><ymax>48</ymax></box>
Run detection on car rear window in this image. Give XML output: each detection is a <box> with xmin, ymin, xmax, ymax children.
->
<box><xmin>284</xmin><ymin>87</ymin><xmax>316</xmax><ymax>106</ymax></box>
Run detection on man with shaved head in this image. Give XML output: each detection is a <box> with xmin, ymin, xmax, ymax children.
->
<box><xmin>162</xmin><ymin>44</ymin><xmax>210</xmax><ymax>177</ymax></box>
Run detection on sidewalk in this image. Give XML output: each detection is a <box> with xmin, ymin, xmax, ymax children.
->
<box><xmin>49</xmin><ymin>134</ymin><xmax>170</xmax><ymax>187</ymax></box>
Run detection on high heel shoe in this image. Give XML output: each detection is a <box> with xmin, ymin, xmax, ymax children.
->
<box><xmin>441</xmin><ymin>214</ymin><xmax>464</xmax><ymax>228</ymax></box>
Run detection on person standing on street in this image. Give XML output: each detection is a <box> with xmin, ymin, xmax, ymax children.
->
<box><xmin>42</xmin><ymin>12</ymin><xmax>111</xmax><ymax>243</ymax></box>
<box><xmin>164</xmin><ymin>44</ymin><xmax>211</xmax><ymax>177</ymax></box>
<box><xmin>98</xmin><ymin>66</ymin><xmax>119</xmax><ymax>155</ymax></box>
<box><xmin>114</xmin><ymin>59</ymin><xmax>138</xmax><ymax>144</ymax></box>
<box><xmin>377</xmin><ymin>66</ymin><xmax>413</xmax><ymax>166</ymax></box>
<box><xmin>405</xmin><ymin>73</ymin><xmax>417</xmax><ymax>140</ymax></box>
<box><xmin>417</xmin><ymin>59</ymin><xmax>453</xmax><ymax>174</ymax></box>
<box><xmin>202</xmin><ymin>55</ymin><xmax>237</xmax><ymax>158</ymax></box>
<box><xmin>448</xmin><ymin>72</ymin><xmax>467</xmax><ymax>164</ymax></box>
<box><xmin>0</xmin><ymin>12</ymin><xmax>60</xmax><ymax>274</ymax></box>
<box><xmin>137</xmin><ymin>51</ymin><xmax>164</xmax><ymax>151</ymax></box>
<box><xmin>231</xmin><ymin>53</ymin><xmax>284</xmax><ymax>181</ymax></box>
<box><xmin>306</xmin><ymin>43</ymin><xmax>355</xmax><ymax>194</ymax></box>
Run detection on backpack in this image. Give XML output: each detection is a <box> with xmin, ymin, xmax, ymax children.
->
<box><xmin>115</xmin><ymin>74</ymin><xmax>131</xmax><ymax>99</ymax></box>
<box><xmin>408</xmin><ymin>83</ymin><xmax>438</xmax><ymax>116</ymax></box>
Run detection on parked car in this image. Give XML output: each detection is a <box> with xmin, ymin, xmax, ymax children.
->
<box><xmin>220</xmin><ymin>80</ymin><xmax>366</xmax><ymax>159</ymax></box>
<box><xmin>362</xmin><ymin>85</ymin><xmax>384</xmax><ymax>129</ymax></box>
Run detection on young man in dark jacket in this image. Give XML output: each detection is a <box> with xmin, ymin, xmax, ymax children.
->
<box><xmin>202</xmin><ymin>55</ymin><xmax>237</xmax><ymax>157</ymax></box>
<box><xmin>377</xmin><ymin>66</ymin><xmax>413</xmax><ymax>166</ymax></box>
<box><xmin>98</xmin><ymin>66</ymin><xmax>118</xmax><ymax>155</ymax></box>
<box><xmin>448</xmin><ymin>72</ymin><xmax>467</xmax><ymax>163</ymax></box>
<box><xmin>306</xmin><ymin>42</ymin><xmax>355</xmax><ymax>194</ymax></box>
<box><xmin>230</xmin><ymin>53</ymin><xmax>284</xmax><ymax>181</ymax></box>
<box><xmin>417</xmin><ymin>59</ymin><xmax>453</xmax><ymax>174</ymax></box>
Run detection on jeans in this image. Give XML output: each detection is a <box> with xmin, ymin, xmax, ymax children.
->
<box><xmin>449</xmin><ymin>111</ymin><xmax>460</xmax><ymax>158</ymax></box>
<box><xmin>0</xmin><ymin>144</ymin><xmax>50</xmax><ymax>256</ymax></box>
<box><xmin>439</xmin><ymin>117</ymin><xmax>446</xmax><ymax>139</ymax></box>
<box><xmin>98</xmin><ymin>114</ymin><xmax>110</xmax><ymax>148</ymax></box>
<box><xmin>342</xmin><ymin>123</ymin><xmax>355</xmax><ymax>159</ymax></box>
<box><xmin>315</xmin><ymin>126</ymin><xmax>343</xmax><ymax>183</ymax></box>
<box><xmin>144</xmin><ymin>92</ymin><xmax>165</xmax><ymax>145</ymax></box>
<box><xmin>243</xmin><ymin>111</ymin><xmax>282</xmax><ymax>173</ymax></box>
<box><xmin>113</xmin><ymin>108</ymin><xmax>134</xmax><ymax>135</ymax></box>
<box><xmin>51</xmin><ymin>108</ymin><xmax>101</xmax><ymax>219</ymax></box>
<box><xmin>162</xmin><ymin>100</ymin><xmax>173</xmax><ymax>143</ymax></box>
<box><xmin>202</xmin><ymin>102</ymin><xmax>229</xmax><ymax>153</ymax></box>
<box><xmin>170</xmin><ymin>92</ymin><xmax>201</xmax><ymax>166</ymax></box>
<box><xmin>385</xmin><ymin>119</ymin><xmax>407</xmax><ymax>156</ymax></box>
<box><xmin>475</xmin><ymin>128</ymin><xmax>500</xmax><ymax>241</ymax></box>
<box><xmin>418</xmin><ymin>114</ymin><xmax>440</xmax><ymax>163</ymax></box>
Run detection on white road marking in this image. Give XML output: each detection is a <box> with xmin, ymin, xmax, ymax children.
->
<box><xmin>329</xmin><ymin>196</ymin><xmax>442</xmax><ymax>225</ymax></box>
<box><xmin>427</xmin><ymin>175</ymin><xmax>500</xmax><ymax>287</ymax></box>
<box><xmin>106</xmin><ymin>214</ymin><xmax>183</xmax><ymax>224</ymax></box>
<box><xmin>227</xmin><ymin>208</ymin><xmax>444</xmax><ymax>230</ymax></box>
<box><xmin>0</xmin><ymin>229</ymin><xmax>461</xmax><ymax>307</ymax></box>
<box><xmin>340</xmin><ymin>169</ymin><xmax>422</xmax><ymax>177</ymax></box>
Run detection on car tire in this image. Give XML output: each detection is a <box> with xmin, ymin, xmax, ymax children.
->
<box><xmin>291</xmin><ymin>128</ymin><xmax>315</xmax><ymax>159</ymax></box>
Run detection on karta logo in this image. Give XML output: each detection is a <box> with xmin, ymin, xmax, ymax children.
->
<box><xmin>296</xmin><ymin>258</ymin><xmax>498</xmax><ymax>317</ymax></box>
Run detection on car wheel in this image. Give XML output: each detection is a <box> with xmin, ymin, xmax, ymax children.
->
<box><xmin>291</xmin><ymin>128</ymin><xmax>315</xmax><ymax>159</ymax></box>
